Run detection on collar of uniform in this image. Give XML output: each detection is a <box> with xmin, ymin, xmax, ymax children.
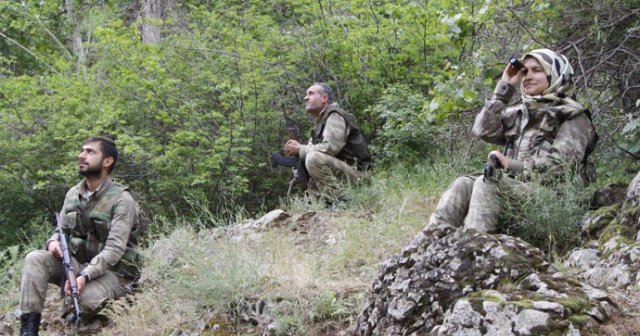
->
<box><xmin>318</xmin><ymin>102</ymin><xmax>339</xmax><ymax>118</ymax></box>
<box><xmin>79</xmin><ymin>177</ymin><xmax>112</xmax><ymax>202</ymax></box>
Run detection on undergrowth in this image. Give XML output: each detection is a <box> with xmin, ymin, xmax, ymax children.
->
<box><xmin>2</xmin><ymin>155</ymin><xmax>607</xmax><ymax>335</ymax></box>
<box><xmin>103</xmin><ymin>159</ymin><xmax>468</xmax><ymax>335</ymax></box>
<box><xmin>498</xmin><ymin>171</ymin><xmax>595</xmax><ymax>256</ymax></box>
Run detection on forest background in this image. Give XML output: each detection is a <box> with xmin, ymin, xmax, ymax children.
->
<box><xmin>0</xmin><ymin>0</ymin><xmax>639</xmax><ymax>250</ymax></box>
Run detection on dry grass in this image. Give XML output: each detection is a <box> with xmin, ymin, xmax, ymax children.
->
<box><xmin>101</xmin><ymin>163</ymin><xmax>453</xmax><ymax>335</ymax></box>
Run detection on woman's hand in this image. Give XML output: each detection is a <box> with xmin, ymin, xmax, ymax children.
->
<box><xmin>488</xmin><ymin>150</ymin><xmax>509</xmax><ymax>170</ymax></box>
<box><xmin>501</xmin><ymin>63</ymin><xmax>525</xmax><ymax>87</ymax></box>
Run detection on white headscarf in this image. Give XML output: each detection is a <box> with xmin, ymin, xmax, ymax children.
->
<box><xmin>520</xmin><ymin>48</ymin><xmax>583</xmax><ymax>111</ymax></box>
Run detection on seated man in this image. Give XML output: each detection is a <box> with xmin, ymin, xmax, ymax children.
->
<box><xmin>284</xmin><ymin>82</ymin><xmax>372</xmax><ymax>199</ymax></box>
<box><xmin>427</xmin><ymin>48</ymin><xmax>598</xmax><ymax>233</ymax></box>
<box><xmin>19</xmin><ymin>136</ymin><xmax>142</xmax><ymax>335</ymax></box>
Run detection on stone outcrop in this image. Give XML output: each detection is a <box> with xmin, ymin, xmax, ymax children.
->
<box><xmin>356</xmin><ymin>225</ymin><xmax>556</xmax><ymax>335</ymax></box>
<box><xmin>357</xmin><ymin>171</ymin><xmax>640</xmax><ymax>336</ymax></box>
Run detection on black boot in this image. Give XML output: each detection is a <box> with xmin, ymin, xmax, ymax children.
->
<box><xmin>19</xmin><ymin>312</ymin><xmax>41</xmax><ymax>336</ymax></box>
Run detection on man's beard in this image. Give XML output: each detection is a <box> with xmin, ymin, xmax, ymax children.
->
<box><xmin>79</xmin><ymin>163</ymin><xmax>102</xmax><ymax>178</ymax></box>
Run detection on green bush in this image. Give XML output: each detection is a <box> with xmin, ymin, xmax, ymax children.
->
<box><xmin>498</xmin><ymin>172</ymin><xmax>593</xmax><ymax>255</ymax></box>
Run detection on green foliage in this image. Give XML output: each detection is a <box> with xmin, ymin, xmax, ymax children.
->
<box><xmin>0</xmin><ymin>223</ymin><xmax>50</xmax><ymax>314</ymax></box>
<box><xmin>498</xmin><ymin>173</ymin><xmax>594</xmax><ymax>255</ymax></box>
<box><xmin>371</xmin><ymin>85</ymin><xmax>431</xmax><ymax>165</ymax></box>
<box><xmin>0</xmin><ymin>0</ymin><xmax>637</xmax><ymax>261</ymax></box>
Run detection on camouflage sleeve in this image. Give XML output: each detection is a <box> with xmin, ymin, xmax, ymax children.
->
<box><xmin>45</xmin><ymin>188</ymin><xmax>77</xmax><ymax>250</ymax></box>
<box><xmin>299</xmin><ymin>112</ymin><xmax>348</xmax><ymax>159</ymax></box>
<box><xmin>533</xmin><ymin>112</ymin><xmax>593</xmax><ymax>176</ymax></box>
<box><xmin>81</xmin><ymin>191</ymin><xmax>137</xmax><ymax>280</ymax></box>
<box><xmin>471</xmin><ymin>80</ymin><xmax>515</xmax><ymax>145</ymax></box>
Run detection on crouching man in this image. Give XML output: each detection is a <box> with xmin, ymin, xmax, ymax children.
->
<box><xmin>284</xmin><ymin>83</ymin><xmax>372</xmax><ymax>200</ymax></box>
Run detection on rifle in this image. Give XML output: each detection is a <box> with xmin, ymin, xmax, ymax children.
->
<box><xmin>53</xmin><ymin>212</ymin><xmax>81</xmax><ymax>322</ymax></box>
<box><xmin>271</xmin><ymin>115</ymin><xmax>309</xmax><ymax>195</ymax></box>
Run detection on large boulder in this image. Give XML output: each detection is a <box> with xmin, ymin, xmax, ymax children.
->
<box><xmin>355</xmin><ymin>172</ymin><xmax>640</xmax><ymax>336</ymax></box>
<box><xmin>355</xmin><ymin>225</ymin><xmax>550</xmax><ymax>335</ymax></box>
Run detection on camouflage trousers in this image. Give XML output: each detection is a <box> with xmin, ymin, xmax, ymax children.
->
<box><xmin>427</xmin><ymin>173</ymin><xmax>527</xmax><ymax>233</ymax></box>
<box><xmin>305</xmin><ymin>151</ymin><xmax>368</xmax><ymax>198</ymax></box>
<box><xmin>20</xmin><ymin>250</ymin><xmax>129</xmax><ymax>317</ymax></box>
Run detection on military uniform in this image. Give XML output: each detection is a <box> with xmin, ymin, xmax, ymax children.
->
<box><xmin>427</xmin><ymin>49</ymin><xmax>598</xmax><ymax>233</ymax></box>
<box><xmin>20</xmin><ymin>177</ymin><xmax>141</xmax><ymax>317</ymax></box>
<box><xmin>299</xmin><ymin>102</ymin><xmax>372</xmax><ymax>196</ymax></box>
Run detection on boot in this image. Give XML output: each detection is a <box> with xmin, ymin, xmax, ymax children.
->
<box><xmin>19</xmin><ymin>312</ymin><xmax>41</xmax><ymax>336</ymax></box>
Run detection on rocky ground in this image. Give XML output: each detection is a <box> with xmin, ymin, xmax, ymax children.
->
<box><xmin>356</xmin><ymin>171</ymin><xmax>640</xmax><ymax>336</ymax></box>
<box><xmin>2</xmin><ymin>172</ymin><xmax>640</xmax><ymax>336</ymax></box>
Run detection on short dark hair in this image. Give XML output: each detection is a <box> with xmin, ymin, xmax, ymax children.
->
<box><xmin>83</xmin><ymin>136</ymin><xmax>118</xmax><ymax>173</ymax></box>
<box><xmin>314</xmin><ymin>82</ymin><xmax>334</xmax><ymax>103</ymax></box>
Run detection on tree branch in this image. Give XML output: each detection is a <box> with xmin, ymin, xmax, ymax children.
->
<box><xmin>0</xmin><ymin>32</ymin><xmax>59</xmax><ymax>74</ymax></box>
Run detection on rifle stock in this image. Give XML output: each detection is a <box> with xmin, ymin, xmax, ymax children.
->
<box><xmin>53</xmin><ymin>212</ymin><xmax>81</xmax><ymax>322</ymax></box>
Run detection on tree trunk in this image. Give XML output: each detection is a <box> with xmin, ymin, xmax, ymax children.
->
<box><xmin>140</xmin><ymin>0</ymin><xmax>177</xmax><ymax>43</ymax></box>
<box><xmin>64</xmin><ymin>0</ymin><xmax>86</xmax><ymax>69</ymax></box>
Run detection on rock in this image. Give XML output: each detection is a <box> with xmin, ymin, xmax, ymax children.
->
<box><xmin>564</xmin><ymin>249</ymin><xmax>599</xmax><ymax>271</ymax></box>
<box><xmin>0</xmin><ymin>309</ymin><xmax>20</xmax><ymax>336</ymax></box>
<box><xmin>514</xmin><ymin>309</ymin><xmax>550</xmax><ymax>335</ymax></box>
<box><xmin>481</xmin><ymin>301</ymin><xmax>519</xmax><ymax>336</ymax></box>
<box><xmin>565</xmin><ymin>323</ymin><xmax>581</xmax><ymax>336</ymax></box>
<box><xmin>532</xmin><ymin>300</ymin><xmax>564</xmax><ymax>314</ymax></box>
<box><xmin>618</xmin><ymin>171</ymin><xmax>640</xmax><ymax>233</ymax></box>
<box><xmin>581</xmin><ymin>284</ymin><xmax>609</xmax><ymax>301</ymax></box>
<box><xmin>626</xmin><ymin>171</ymin><xmax>640</xmax><ymax>206</ymax></box>
<box><xmin>591</xmin><ymin>182</ymin><xmax>628</xmax><ymax>209</ymax></box>
<box><xmin>436</xmin><ymin>299</ymin><xmax>484</xmax><ymax>335</ymax></box>
<box><xmin>254</xmin><ymin>209</ymin><xmax>290</xmax><ymax>229</ymax></box>
<box><xmin>584</xmin><ymin>264</ymin><xmax>631</xmax><ymax>289</ymax></box>
<box><xmin>355</xmin><ymin>227</ymin><xmax>549</xmax><ymax>335</ymax></box>
<box><xmin>581</xmin><ymin>205</ymin><xmax>619</xmax><ymax>237</ymax></box>
<box><xmin>601</xmin><ymin>236</ymin><xmax>628</xmax><ymax>254</ymax></box>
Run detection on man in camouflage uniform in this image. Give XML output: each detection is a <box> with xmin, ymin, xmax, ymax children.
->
<box><xmin>19</xmin><ymin>136</ymin><xmax>142</xmax><ymax>336</ymax></box>
<box><xmin>427</xmin><ymin>48</ymin><xmax>598</xmax><ymax>233</ymax></box>
<box><xmin>284</xmin><ymin>83</ymin><xmax>372</xmax><ymax>199</ymax></box>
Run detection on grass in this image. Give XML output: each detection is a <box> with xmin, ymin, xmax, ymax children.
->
<box><xmin>101</xmin><ymin>160</ymin><xmax>466</xmax><ymax>335</ymax></box>
<box><xmin>2</xmin><ymin>154</ymin><xmax>608</xmax><ymax>335</ymax></box>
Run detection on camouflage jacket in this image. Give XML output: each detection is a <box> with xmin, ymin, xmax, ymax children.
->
<box><xmin>299</xmin><ymin>103</ymin><xmax>372</xmax><ymax>170</ymax></box>
<box><xmin>47</xmin><ymin>177</ymin><xmax>141</xmax><ymax>280</ymax></box>
<box><xmin>472</xmin><ymin>80</ymin><xmax>598</xmax><ymax>182</ymax></box>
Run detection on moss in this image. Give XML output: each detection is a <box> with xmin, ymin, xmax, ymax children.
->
<box><xmin>618</xmin><ymin>203</ymin><xmax>640</xmax><ymax>226</ymax></box>
<box><xmin>565</xmin><ymin>277</ymin><xmax>583</xmax><ymax>287</ymax></box>
<box><xmin>507</xmin><ymin>299</ymin><xmax>533</xmax><ymax>309</ymax></box>
<box><xmin>583</xmin><ymin>204</ymin><xmax>620</xmax><ymax>232</ymax></box>
<box><xmin>558</xmin><ymin>297</ymin><xmax>590</xmax><ymax>313</ymax></box>
<box><xmin>546</xmin><ymin>318</ymin><xmax>569</xmax><ymax>336</ymax></box>
<box><xmin>468</xmin><ymin>298</ymin><xmax>487</xmax><ymax>315</ymax></box>
<box><xmin>473</xmin><ymin>290</ymin><xmax>506</xmax><ymax>303</ymax></box>
<box><xmin>568</xmin><ymin>314</ymin><xmax>591</xmax><ymax>326</ymax></box>
<box><xmin>598</xmin><ymin>219</ymin><xmax>636</xmax><ymax>249</ymax></box>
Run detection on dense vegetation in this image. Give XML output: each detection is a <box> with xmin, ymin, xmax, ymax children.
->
<box><xmin>1</xmin><ymin>1</ymin><xmax>639</xmax><ymax>334</ymax></box>
<box><xmin>1</xmin><ymin>0</ymin><xmax>638</xmax><ymax>248</ymax></box>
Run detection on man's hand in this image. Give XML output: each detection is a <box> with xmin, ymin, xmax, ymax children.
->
<box><xmin>501</xmin><ymin>63</ymin><xmax>525</xmax><ymax>87</ymax></box>
<box><xmin>488</xmin><ymin>150</ymin><xmax>509</xmax><ymax>170</ymax></box>
<box><xmin>64</xmin><ymin>275</ymin><xmax>87</xmax><ymax>296</ymax></box>
<box><xmin>284</xmin><ymin>140</ymin><xmax>300</xmax><ymax>156</ymax></box>
<box><xmin>47</xmin><ymin>240</ymin><xmax>62</xmax><ymax>258</ymax></box>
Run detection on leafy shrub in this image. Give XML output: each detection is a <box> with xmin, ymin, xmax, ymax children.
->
<box><xmin>498</xmin><ymin>172</ymin><xmax>593</xmax><ymax>255</ymax></box>
<box><xmin>370</xmin><ymin>85</ymin><xmax>431</xmax><ymax>166</ymax></box>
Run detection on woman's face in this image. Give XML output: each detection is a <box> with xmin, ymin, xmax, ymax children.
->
<box><xmin>522</xmin><ymin>57</ymin><xmax>549</xmax><ymax>96</ymax></box>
